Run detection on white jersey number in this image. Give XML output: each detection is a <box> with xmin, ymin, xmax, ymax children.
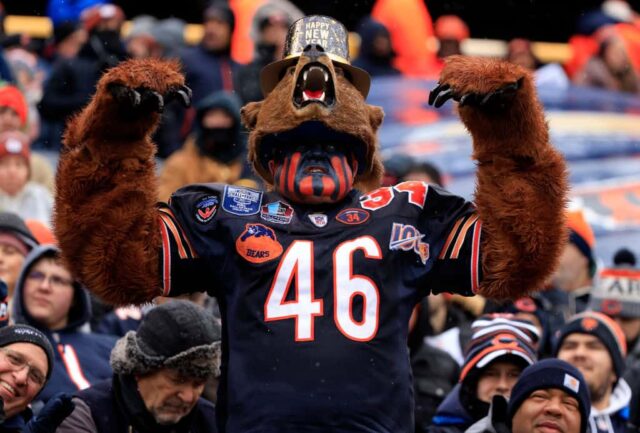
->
<box><xmin>264</xmin><ymin>236</ymin><xmax>382</xmax><ymax>342</ymax></box>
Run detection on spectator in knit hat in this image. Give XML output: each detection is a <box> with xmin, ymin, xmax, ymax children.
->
<box><xmin>55</xmin><ymin>300</ymin><xmax>221</xmax><ymax>433</ymax></box>
<box><xmin>0</xmin><ymin>324</ymin><xmax>58</xmax><ymax>431</ymax></box>
<box><xmin>554</xmin><ymin>311</ymin><xmax>631</xmax><ymax>433</ymax></box>
<box><xmin>549</xmin><ymin>209</ymin><xmax>597</xmax><ymax>317</ymax></box>
<box><xmin>0</xmin><ymin>85</ymin><xmax>27</xmax><ymax>134</ymax></box>
<box><xmin>0</xmin><ymin>212</ymin><xmax>37</xmax><ymax>299</ymax></box>
<box><xmin>500</xmin><ymin>359</ymin><xmax>591</xmax><ymax>433</ymax></box>
<box><xmin>428</xmin><ymin>314</ymin><xmax>539</xmax><ymax>433</ymax></box>
<box><xmin>180</xmin><ymin>1</ymin><xmax>240</xmax><ymax>105</ymax></box>
<box><xmin>0</xmin><ymin>131</ymin><xmax>53</xmax><ymax>225</ymax></box>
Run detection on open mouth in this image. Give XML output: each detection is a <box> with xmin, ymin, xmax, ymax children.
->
<box><xmin>293</xmin><ymin>63</ymin><xmax>335</xmax><ymax>108</ymax></box>
<box><xmin>304</xmin><ymin>165</ymin><xmax>329</xmax><ymax>175</ymax></box>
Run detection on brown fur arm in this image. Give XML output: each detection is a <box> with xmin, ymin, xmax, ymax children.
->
<box><xmin>55</xmin><ymin>59</ymin><xmax>188</xmax><ymax>306</ymax></box>
<box><xmin>437</xmin><ymin>56</ymin><xmax>568</xmax><ymax>300</ymax></box>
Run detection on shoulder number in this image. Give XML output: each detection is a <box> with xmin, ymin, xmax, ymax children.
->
<box><xmin>265</xmin><ymin>236</ymin><xmax>382</xmax><ymax>342</ymax></box>
<box><xmin>360</xmin><ymin>181</ymin><xmax>428</xmax><ymax>210</ymax></box>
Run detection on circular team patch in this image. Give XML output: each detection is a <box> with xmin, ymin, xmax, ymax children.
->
<box><xmin>336</xmin><ymin>208</ymin><xmax>370</xmax><ymax>225</ymax></box>
<box><xmin>235</xmin><ymin>223</ymin><xmax>283</xmax><ymax>264</ymax></box>
<box><xmin>195</xmin><ymin>195</ymin><xmax>219</xmax><ymax>223</ymax></box>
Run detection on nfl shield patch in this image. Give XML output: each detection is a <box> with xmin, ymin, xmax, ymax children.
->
<box><xmin>308</xmin><ymin>213</ymin><xmax>328</xmax><ymax>228</ymax></box>
<box><xmin>260</xmin><ymin>201</ymin><xmax>294</xmax><ymax>224</ymax></box>
<box><xmin>222</xmin><ymin>185</ymin><xmax>263</xmax><ymax>216</ymax></box>
<box><xmin>195</xmin><ymin>195</ymin><xmax>219</xmax><ymax>223</ymax></box>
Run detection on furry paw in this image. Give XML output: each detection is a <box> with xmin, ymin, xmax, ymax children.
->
<box><xmin>107</xmin><ymin>83</ymin><xmax>191</xmax><ymax>117</ymax></box>
<box><xmin>428</xmin><ymin>55</ymin><xmax>528</xmax><ymax>111</ymax></box>
<box><xmin>429</xmin><ymin>78</ymin><xmax>522</xmax><ymax>110</ymax></box>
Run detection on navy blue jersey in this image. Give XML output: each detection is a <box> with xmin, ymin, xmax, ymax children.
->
<box><xmin>158</xmin><ymin>181</ymin><xmax>482</xmax><ymax>433</ymax></box>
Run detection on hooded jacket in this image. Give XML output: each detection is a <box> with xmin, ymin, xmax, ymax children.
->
<box><xmin>12</xmin><ymin>245</ymin><xmax>117</xmax><ymax>404</ymax></box>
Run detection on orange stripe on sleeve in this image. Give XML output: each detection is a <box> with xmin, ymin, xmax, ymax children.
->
<box><xmin>450</xmin><ymin>214</ymin><xmax>479</xmax><ymax>259</ymax></box>
<box><xmin>438</xmin><ymin>216</ymin><xmax>465</xmax><ymax>260</ymax></box>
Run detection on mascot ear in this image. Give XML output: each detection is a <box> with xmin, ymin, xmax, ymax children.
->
<box><xmin>368</xmin><ymin>105</ymin><xmax>384</xmax><ymax>133</ymax></box>
<box><xmin>241</xmin><ymin>101</ymin><xmax>263</xmax><ymax>130</ymax></box>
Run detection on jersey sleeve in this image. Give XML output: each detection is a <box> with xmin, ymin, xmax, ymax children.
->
<box><xmin>420</xmin><ymin>186</ymin><xmax>483</xmax><ymax>296</ymax></box>
<box><xmin>157</xmin><ymin>184</ymin><xmax>228</xmax><ymax>298</ymax></box>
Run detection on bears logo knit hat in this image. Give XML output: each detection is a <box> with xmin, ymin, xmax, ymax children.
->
<box><xmin>0</xmin><ymin>324</ymin><xmax>55</xmax><ymax>381</ymax></box>
<box><xmin>460</xmin><ymin>314</ymin><xmax>539</xmax><ymax>384</ymax></box>
<box><xmin>508</xmin><ymin>359</ymin><xmax>590</xmax><ymax>433</ymax></box>
<box><xmin>589</xmin><ymin>248</ymin><xmax>640</xmax><ymax>319</ymax></box>
<box><xmin>553</xmin><ymin>311</ymin><xmax>627</xmax><ymax>380</ymax></box>
<box><xmin>110</xmin><ymin>300</ymin><xmax>222</xmax><ymax>379</ymax></box>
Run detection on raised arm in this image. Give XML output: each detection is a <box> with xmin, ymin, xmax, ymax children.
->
<box><xmin>54</xmin><ymin>58</ymin><xmax>191</xmax><ymax>305</ymax></box>
<box><xmin>429</xmin><ymin>55</ymin><xmax>568</xmax><ymax>299</ymax></box>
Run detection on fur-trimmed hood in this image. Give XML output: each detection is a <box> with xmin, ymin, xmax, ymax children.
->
<box><xmin>110</xmin><ymin>330</ymin><xmax>222</xmax><ymax>380</ymax></box>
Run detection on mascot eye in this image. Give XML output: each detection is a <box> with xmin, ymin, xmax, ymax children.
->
<box><xmin>287</xmin><ymin>66</ymin><xmax>296</xmax><ymax>75</ymax></box>
<box><xmin>334</xmin><ymin>67</ymin><xmax>345</xmax><ymax>77</ymax></box>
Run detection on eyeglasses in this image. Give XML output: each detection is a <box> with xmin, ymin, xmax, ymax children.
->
<box><xmin>0</xmin><ymin>348</ymin><xmax>46</xmax><ymax>388</ymax></box>
<box><xmin>26</xmin><ymin>270</ymin><xmax>73</xmax><ymax>289</ymax></box>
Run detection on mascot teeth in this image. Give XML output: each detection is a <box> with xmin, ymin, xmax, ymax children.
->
<box><xmin>294</xmin><ymin>63</ymin><xmax>335</xmax><ymax>108</ymax></box>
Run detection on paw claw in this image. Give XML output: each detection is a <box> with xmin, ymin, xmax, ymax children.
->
<box><xmin>166</xmin><ymin>85</ymin><xmax>192</xmax><ymax>108</ymax></box>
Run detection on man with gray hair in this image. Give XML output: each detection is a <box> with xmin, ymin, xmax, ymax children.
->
<box><xmin>55</xmin><ymin>300</ymin><xmax>221</xmax><ymax>433</ymax></box>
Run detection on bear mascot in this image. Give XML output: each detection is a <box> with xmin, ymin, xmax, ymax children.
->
<box><xmin>54</xmin><ymin>15</ymin><xmax>567</xmax><ymax>433</ymax></box>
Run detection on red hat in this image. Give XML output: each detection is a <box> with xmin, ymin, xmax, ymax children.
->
<box><xmin>0</xmin><ymin>131</ymin><xmax>30</xmax><ymax>162</ymax></box>
<box><xmin>0</xmin><ymin>85</ymin><xmax>28</xmax><ymax>127</ymax></box>
<box><xmin>434</xmin><ymin>15</ymin><xmax>470</xmax><ymax>42</ymax></box>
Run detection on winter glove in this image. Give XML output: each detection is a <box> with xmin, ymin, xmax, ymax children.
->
<box><xmin>23</xmin><ymin>393</ymin><xmax>75</xmax><ymax>433</ymax></box>
<box><xmin>491</xmin><ymin>395</ymin><xmax>511</xmax><ymax>433</ymax></box>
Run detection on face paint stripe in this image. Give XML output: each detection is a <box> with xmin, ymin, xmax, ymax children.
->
<box><xmin>336</xmin><ymin>155</ymin><xmax>349</xmax><ymax>198</ymax></box>
<box><xmin>300</xmin><ymin>176</ymin><xmax>314</xmax><ymax>196</ymax></box>
<box><xmin>287</xmin><ymin>152</ymin><xmax>300</xmax><ymax>195</ymax></box>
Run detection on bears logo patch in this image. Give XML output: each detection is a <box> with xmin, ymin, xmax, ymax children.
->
<box><xmin>195</xmin><ymin>195</ymin><xmax>219</xmax><ymax>223</ymax></box>
<box><xmin>260</xmin><ymin>201</ymin><xmax>294</xmax><ymax>224</ymax></box>
<box><xmin>389</xmin><ymin>223</ymin><xmax>430</xmax><ymax>265</ymax></box>
<box><xmin>236</xmin><ymin>223</ymin><xmax>283</xmax><ymax>264</ymax></box>
<box><xmin>336</xmin><ymin>208</ymin><xmax>370</xmax><ymax>225</ymax></box>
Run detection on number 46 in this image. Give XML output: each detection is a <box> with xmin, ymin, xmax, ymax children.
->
<box><xmin>264</xmin><ymin>236</ymin><xmax>382</xmax><ymax>342</ymax></box>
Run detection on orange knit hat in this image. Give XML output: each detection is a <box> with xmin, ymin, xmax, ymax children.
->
<box><xmin>0</xmin><ymin>85</ymin><xmax>28</xmax><ymax>127</ymax></box>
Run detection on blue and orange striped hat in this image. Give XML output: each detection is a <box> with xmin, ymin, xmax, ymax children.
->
<box><xmin>460</xmin><ymin>314</ymin><xmax>539</xmax><ymax>384</ymax></box>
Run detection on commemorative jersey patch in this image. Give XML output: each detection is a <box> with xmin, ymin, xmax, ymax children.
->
<box><xmin>222</xmin><ymin>186</ymin><xmax>263</xmax><ymax>216</ymax></box>
<box><xmin>260</xmin><ymin>201</ymin><xmax>294</xmax><ymax>224</ymax></box>
<box><xmin>389</xmin><ymin>223</ymin><xmax>430</xmax><ymax>265</ymax></box>
<box><xmin>236</xmin><ymin>223</ymin><xmax>283</xmax><ymax>264</ymax></box>
<box><xmin>194</xmin><ymin>195</ymin><xmax>219</xmax><ymax>223</ymax></box>
<box><xmin>336</xmin><ymin>208</ymin><xmax>370</xmax><ymax>225</ymax></box>
<box><xmin>308</xmin><ymin>213</ymin><xmax>328</xmax><ymax>228</ymax></box>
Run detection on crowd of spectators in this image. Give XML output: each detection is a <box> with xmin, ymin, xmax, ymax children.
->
<box><xmin>0</xmin><ymin>0</ymin><xmax>637</xmax><ymax>431</ymax></box>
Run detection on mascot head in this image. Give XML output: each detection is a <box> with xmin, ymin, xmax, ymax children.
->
<box><xmin>241</xmin><ymin>15</ymin><xmax>385</xmax><ymax>204</ymax></box>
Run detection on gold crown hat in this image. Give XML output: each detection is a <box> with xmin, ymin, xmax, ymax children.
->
<box><xmin>260</xmin><ymin>15</ymin><xmax>371</xmax><ymax>98</ymax></box>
